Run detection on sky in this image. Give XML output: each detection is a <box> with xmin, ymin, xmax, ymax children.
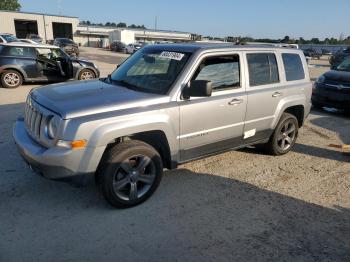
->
<box><xmin>19</xmin><ymin>0</ymin><xmax>350</xmax><ymax>40</ymax></box>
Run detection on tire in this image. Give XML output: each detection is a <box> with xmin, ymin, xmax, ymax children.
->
<box><xmin>1</xmin><ymin>70</ymin><xmax>23</xmax><ymax>89</ymax></box>
<box><xmin>264</xmin><ymin>113</ymin><xmax>299</xmax><ymax>156</ymax></box>
<box><xmin>98</xmin><ymin>140</ymin><xmax>163</xmax><ymax>208</ymax></box>
<box><xmin>78</xmin><ymin>69</ymin><xmax>95</xmax><ymax>80</ymax></box>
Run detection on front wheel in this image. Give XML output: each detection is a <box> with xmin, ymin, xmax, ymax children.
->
<box><xmin>78</xmin><ymin>69</ymin><xmax>96</xmax><ymax>80</ymax></box>
<box><xmin>264</xmin><ymin>113</ymin><xmax>299</xmax><ymax>156</ymax></box>
<box><xmin>98</xmin><ymin>140</ymin><xmax>163</xmax><ymax>208</ymax></box>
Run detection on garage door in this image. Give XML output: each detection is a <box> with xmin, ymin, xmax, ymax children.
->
<box><xmin>14</xmin><ymin>20</ymin><xmax>38</xmax><ymax>38</ymax></box>
<box><xmin>52</xmin><ymin>22</ymin><xmax>73</xmax><ymax>39</ymax></box>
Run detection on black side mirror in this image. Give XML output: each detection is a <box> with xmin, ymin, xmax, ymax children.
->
<box><xmin>183</xmin><ymin>80</ymin><xmax>213</xmax><ymax>99</ymax></box>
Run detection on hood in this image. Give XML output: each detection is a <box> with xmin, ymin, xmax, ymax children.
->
<box><xmin>324</xmin><ymin>70</ymin><xmax>350</xmax><ymax>83</ymax></box>
<box><xmin>31</xmin><ymin>80</ymin><xmax>169</xmax><ymax>119</ymax></box>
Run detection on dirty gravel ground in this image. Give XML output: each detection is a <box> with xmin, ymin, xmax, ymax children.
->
<box><xmin>0</xmin><ymin>48</ymin><xmax>349</xmax><ymax>262</ymax></box>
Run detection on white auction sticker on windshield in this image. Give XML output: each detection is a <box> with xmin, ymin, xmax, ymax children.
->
<box><xmin>159</xmin><ymin>51</ymin><xmax>185</xmax><ymax>61</ymax></box>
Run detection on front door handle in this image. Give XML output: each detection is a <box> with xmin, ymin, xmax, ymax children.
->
<box><xmin>272</xmin><ymin>92</ymin><xmax>283</xmax><ymax>97</ymax></box>
<box><xmin>228</xmin><ymin>98</ymin><xmax>243</xmax><ymax>105</ymax></box>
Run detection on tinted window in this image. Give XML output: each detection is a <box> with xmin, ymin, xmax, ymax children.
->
<box><xmin>192</xmin><ymin>55</ymin><xmax>240</xmax><ymax>91</ymax></box>
<box><xmin>6</xmin><ymin>47</ymin><xmax>35</xmax><ymax>57</ymax></box>
<box><xmin>282</xmin><ymin>53</ymin><xmax>305</xmax><ymax>81</ymax></box>
<box><xmin>247</xmin><ymin>53</ymin><xmax>279</xmax><ymax>86</ymax></box>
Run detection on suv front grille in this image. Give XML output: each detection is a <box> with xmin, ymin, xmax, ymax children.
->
<box><xmin>25</xmin><ymin>97</ymin><xmax>44</xmax><ymax>140</ymax></box>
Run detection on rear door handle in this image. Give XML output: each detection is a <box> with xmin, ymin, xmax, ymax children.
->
<box><xmin>228</xmin><ymin>98</ymin><xmax>243</xmax><ymax>105</ymax></box>
<box><xmin>272</xmin><ymin>92</ymin><xmax>283</xmax><ymax>97</ymax></box>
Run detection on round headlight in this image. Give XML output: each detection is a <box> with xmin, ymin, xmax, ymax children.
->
<box><xmin>47</xmin><ymin>116</ymin><xmax>60</xmax><ymax>139</ymax></box>
<box><xmin>316</xmin><ymin>75</ymin><xmax>325</xmax><ymax>84</ymax></box>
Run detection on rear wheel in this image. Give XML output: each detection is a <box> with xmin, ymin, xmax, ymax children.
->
<box><xmin>98</xmin><ymin>140</ymin><xmax>163</xmax><ymax>208</ymax></box>
<box><xmin>264</xmin><ymin>113</ymin><xmax>299</xmax><ymax>156</ymax></box>
<box><xmin>78</xmin><ymin>69</ymin><xmax>95</xmax><ymax>80</ymax></box>
<box><xmin>1</xmin><ymin>70</ymin><xmax>23</xmax><ymax>88</ymax></box>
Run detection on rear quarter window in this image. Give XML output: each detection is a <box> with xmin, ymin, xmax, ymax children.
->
<box><xmin>282</xmin><ymin>53</ymin><xmax>305</xmax><ymax>81</ymax></box>
<box><xmin>5</xmin><ymin>46</ymin><xmax>36</xmax><ymax>57</ymax></box>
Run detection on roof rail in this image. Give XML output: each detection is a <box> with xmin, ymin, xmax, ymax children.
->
<box><xmin>245</xmin><ymin>42</ymin><xmax>299</xmax><ymax>49</ymax></box>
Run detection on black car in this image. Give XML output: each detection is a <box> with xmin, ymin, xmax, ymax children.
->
<box><xmin>303</xmin><ymin>48</ymin><xmax>321</xmax><ymax>59</ymax></box>
<box><xmin>312</xmin><ymin>57</ymin><xmax>350</xmax><ymax>112</ymax></box>
<box><xmin>53</xmin><ymin>38</ymin><xmax>79</xmax><ymax>56</ymax></box>
<box><xmin>329</xmin><ymin>47</ymin><xmax>350</xmax><ymax>69</ymax></box>
<box><xmin>110</xmin><ymin>41</ymin><xmax>126</xmax><ymax>53</ymax></box>
<box><xmin>0</xmin><ymin>43</ymin><xmax>99</xmax><ymax>88</ymax></box>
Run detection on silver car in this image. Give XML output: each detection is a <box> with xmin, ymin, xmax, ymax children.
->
<box><xmin>13</xmin><ymin>43</ymin><xmax>312</xmax><ymax>208</ymax></box>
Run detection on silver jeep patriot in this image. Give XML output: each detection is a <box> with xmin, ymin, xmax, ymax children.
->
<box><xmin>13</xmin><ymin>43</ymin><xmax>312</xmax><ymax>208</ymax></box>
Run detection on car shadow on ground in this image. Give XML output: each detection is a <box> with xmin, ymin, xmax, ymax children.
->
<box><xmin>310</xmin><ymin>109</ymin><xmax>350</xmax><ymax>144</ymax></box>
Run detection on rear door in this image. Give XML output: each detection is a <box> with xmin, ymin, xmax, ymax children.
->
<box><xmin>178</xmin><ymin>52</ymin><xmax>247</xmax><ymax>161</ymax></box>
<box><xmin>243</xmin><ymin>51</ymin><xmax>284</xmax><ymax>143</ymax></box>
<box><xmin>4</xmin><ymin>46</ymin><xmax>38</xmax><ymax>78</ymax></box>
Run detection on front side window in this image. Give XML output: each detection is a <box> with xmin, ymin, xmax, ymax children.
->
<box><xmin>192</xmin><ymin>55</ymin><xmax>240</xmax><ymax>91</ymax></box>
<box><xmin>247</xmin><ymin>53</ymin><xmax>279</xmax><ymax>86</ymax></box>
<box><xmin>110</xmin><ymin>49</ymin><xmax>191</xmax><ymax>95</ymax></box>
<box><xmin>35</xmin><ymin>48</ymin><xmax>67</xmax><ymax>60</ymax></box>
<box><xmin>336</xmin><ymin>58</ymin><xmax>350</xmax><ymax>72</ymax></box>
<box><xmin>282</xmin><ymin>53</ymin><xmax>305</xmax><ymax>81</ymax></box>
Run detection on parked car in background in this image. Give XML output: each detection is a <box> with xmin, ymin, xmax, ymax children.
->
<box><xmin>126</xmin><ymin>43</ymin><xmax>143</xmax><ymax>54</ymax></box>
<box><xmin>110</xmin><ymin>41</ymin><xmax>126</xmax><ymax>53</ymax></box>
<box><xmin>329</xmin><ymin>47</ymin><xmax>350</xmax><ymax>69</ymax></box>
<box><xmin>26</xmin><ymin>34</ymin><xmax>43</xmax><ymax>43</ymax></box>
<box><xmin>0</xmin><ymin>42</ymin><xmax>99</xmax><ymax>88</ymax></box>
<box><xmin>13</xmin><ymin>43</ymin><xmax>311</xmax><ymax>208</ymax></box>
<box><xmin>312</xmin><ymin>57</ymin><xmax>350</xmax><ymax>112</ymax></box>
<box><xmin>20</xmin><ymin>39</ymin><xmax>39</xmax><ymax>44</ymax></box>
<box><xmin>53</xmin><ymin>38</ymin><xmax>79</xmax><ymax>56</ymax></box>
<box><xmin>0</xmin><ymin>33</ymin><xmax>20</xmax><ymax>43</ymax></box>
<box><xmin>303</xmin><ymin>48</ymin><xmax>321</xmax><ymax>59</ymax></box>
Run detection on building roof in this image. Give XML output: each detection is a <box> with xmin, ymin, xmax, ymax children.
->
<box><xmin>0</xmin><ymin>9</ymin><xmax>79</xmax><ymax>19</ymax></box>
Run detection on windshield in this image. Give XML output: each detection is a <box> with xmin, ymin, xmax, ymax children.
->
<box><xmin>2</xmin><ymin>34</ymin><xmax>19</xmax><ymax>42</ymax></box>
<box><xmin>60</xmin><ymin>38</ymin><xmax>75</xmax><ymax>44</ymax></box>
<box><xmin>110</xmin><ymin>49</ymin><xmax>191</xmax><ymax>95</ymax></box>
<box><xmin>336</xmin><ymin>58</ymin><xmax>350</xmax><ymax>72</ymax></box>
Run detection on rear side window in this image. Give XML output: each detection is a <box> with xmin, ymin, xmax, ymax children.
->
<box><xmin>5</xmin><ymin>47</ymin><xmax>35</xmax><ymax>57</ymax></box>
<box><xmin>247</xmin><ymin>53</ymin><xmax>279</xmax><ymax>86</ymax></box>
<box><xmin>282</xmin><ymin>53</ymin><xmax>305</xmax><ymax>81</ymax></box>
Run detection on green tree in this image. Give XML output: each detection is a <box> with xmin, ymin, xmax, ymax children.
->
<box><xmin>117</xmin><ymin>22</ymin><xmax>127</xmax><ymax>28</ymax></box>
<box><xmin>281</xmin><ymin>35</ymin><xmax>290</xmax><ymax>43</ymax></box>
<box><xmin>0</xmin><ymin>0</ymin><xmax>21</xmax><ymax>10</ymax></box>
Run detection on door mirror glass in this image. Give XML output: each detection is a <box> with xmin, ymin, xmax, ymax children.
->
<box><xmin>183</xmin><ymin>80</ymin><xmax>212</xmax><ymax>98</ymax></box>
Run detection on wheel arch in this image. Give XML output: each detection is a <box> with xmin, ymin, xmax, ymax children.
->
<box><xmin>0</xmin><ymin>66</ymin><xmax>28</xmax><ymax>81</ymax></box>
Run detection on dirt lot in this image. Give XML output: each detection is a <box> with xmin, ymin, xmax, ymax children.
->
<box><xmin>0</xmin><ymin>47</ymin><xmax>349</xmax><ymax>262</ymax></box>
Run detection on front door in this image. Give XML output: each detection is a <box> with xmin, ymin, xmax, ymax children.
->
<box><xmin>178</xmin><ymin>53</ymin><xmax>247</xmax><ymax>162</ymax></box>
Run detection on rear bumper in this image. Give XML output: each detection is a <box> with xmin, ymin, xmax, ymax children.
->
<box><xmin>13</xmin><ymin>119</ymin><xmax>96</xmax><ymax>180</ymax></box>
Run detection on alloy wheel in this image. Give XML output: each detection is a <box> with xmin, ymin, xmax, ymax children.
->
<box><xmin>277</xmin><ymin>120</ymin><xmax>296</xmax><ymax>151</ymax></box>
<box><xmin>80</xmin><ymin>71</ymin><xmax>94</xmax><ymax>80</ymax></box>
<box><xmin>4</xmin><ymin>72</ymin><xmax>20</xmax><ymax>87</ymax></box>
<box><xmin>113</xmin><ymin>155</ymin><xmax>156</xmax><ymax>201</ymax></box>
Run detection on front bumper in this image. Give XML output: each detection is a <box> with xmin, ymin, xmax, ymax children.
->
<box><xmin>312</xmin><ymin>84</ymin><xmax>350</xmax><ymax>110</ymax></box>
<box><xmin>13</xmin><ymin>119</ymin><xmax>96</xmax><ymax>180</ymax></box>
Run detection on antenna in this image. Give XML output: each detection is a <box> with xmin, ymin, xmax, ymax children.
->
<box><xmin>154</xmin><ymin>16</ymin><xmax>158</xmax><ymax>31</ymax></box>
<box><xmin>57</xmin><ymin>0</ymin><xmax>62</xmax><ymax>15</ymax></box>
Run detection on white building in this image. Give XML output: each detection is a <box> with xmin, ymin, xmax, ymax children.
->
<box><xmin>0</xmin><ymin>10</ymin><xmax>79</xmax><ymax>42</ymax></box>
<box><xmin>0</xmin><ymin>10</ymin><xmax>195</xmax><ymax>47</ymax></box>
